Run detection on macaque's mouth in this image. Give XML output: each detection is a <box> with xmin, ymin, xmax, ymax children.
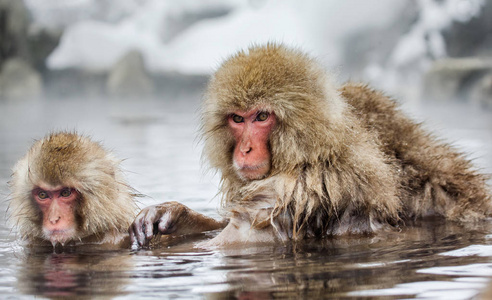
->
<box><xmin>233</xmin><ymin>160</ymin><xmax>270</xmax><ymax>171</ymax></box>
<box><xmin>234</xmin><ymin>161</ymin><xmax>271</xmax><ymax>180</ymax></box>
<box><xmin>44</xmin><ymin>228</ymin><xmax>77</xmax><ymax>244</ymax></box>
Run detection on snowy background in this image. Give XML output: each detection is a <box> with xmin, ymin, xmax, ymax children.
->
<box><xmin>4</xmin><ymin>0</ymin><xmax>486</xmax><ymax>103</ymax></box>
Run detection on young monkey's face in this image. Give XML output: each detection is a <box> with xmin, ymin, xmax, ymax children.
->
<box><xmin>32</xmin><ymin>183</ymin><xmax>79</xmax><ymax>245</ymax></box>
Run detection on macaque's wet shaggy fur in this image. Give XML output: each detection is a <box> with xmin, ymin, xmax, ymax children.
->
<box><xmin>203</xmin><ymin>44</ymin><xmax>491</xmax><ymax>239</ymax></box>
<box><xmin>9</xmin><ymin>132</ymin><xmax>137</xmax><ymax>245</ymax></box>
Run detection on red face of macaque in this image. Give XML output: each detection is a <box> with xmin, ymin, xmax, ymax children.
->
<box><xmin>32</xmin><ymin>185</ymin><xmax>79</xmax><ymax>245</ymax></box>
<box><xmin>228</xmin><ymin>110</ymin><xmax>276</xmax><ymax>181</ymax></box>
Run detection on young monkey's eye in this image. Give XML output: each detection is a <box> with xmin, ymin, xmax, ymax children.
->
<box><xmin>37</xmin><ymin>191</ymin><xmax>48</xmax><ymax>199</ymax></box>
<box><xmin>60</xmin><ymin>189</ymin><xmax>72</xmax><ymax>197</ymax></box>
<box><xmin>256</xmin><ymin>112</ymin><xmax>269</xmax><ymax>121</ymax></box>
<box><xmin>232</xmin><ymin>114</ymin><xmax>244</xmax><ymax>123</ymax></box>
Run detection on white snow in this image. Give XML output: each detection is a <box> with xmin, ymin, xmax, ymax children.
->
<box><xmin>365</xmin><ymin>0</ymin><xmax>485</xmax><ymax>93</ymax></box>
<box><xmin>28</xmin><ymin>0</ymin><xmax>486</xmax><ymax>81</ymax></box>
<box><xmin>440</xmin><ymin>245</ymin><xmax>492</xmax><ymax>257</ymax></box>
<box><xmin>389</xmin><ymin>0</ymin><xmax>484</xmax><ymax>67</ymax></box>
<box><xmin>41</xmin><ymin>0</ymin><xmax>406</xmax><ymax>74</ymax></box>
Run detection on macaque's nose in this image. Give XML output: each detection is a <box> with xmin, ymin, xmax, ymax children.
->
<box><xmin>50</xmin><ymin>215</ymin><xmax>61</xmax><ymax>224</ymax></box>
<box><xmin>239</xmin><ymin>139</ymin><xmax>252</xmax><ymax>155</ymax></box>
<box><xmin>48</xmin><ymin>201</ymin><xmax>62</xmax><ymax>224</ymax></box>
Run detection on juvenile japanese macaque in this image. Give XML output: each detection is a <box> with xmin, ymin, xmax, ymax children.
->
<box><xmin>9</xmin><ymin>132</ymin><xmax>137</xmax><ymax>247</ymax></box>
<box><xmin>130</xmin><ymin>44</ymin><xmax>492</xmax><ymax>247</ymax></box>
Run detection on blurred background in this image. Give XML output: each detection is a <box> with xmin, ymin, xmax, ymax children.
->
<box><xmin>1</xmin><ymin>2</ymin><xmax>492</xmax><ymax>298</ymax></box>
<box><xmin>0</xmin><ymin>0</ymin><xmax>491</xmax><ymax>104</ymax></box>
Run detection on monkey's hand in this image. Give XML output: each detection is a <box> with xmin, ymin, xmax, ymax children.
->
<box><xmin>129</xmin><ymin>201</ymin><xmax>227</xmax><ymax>247</ymax></box>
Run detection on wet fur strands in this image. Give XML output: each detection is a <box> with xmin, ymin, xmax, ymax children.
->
<box><xmin>9</xmin><ymin>132</ymin><xmax>137</xmax><ymax>245</ymax></box>
<box><xmin>203</xmin><ymin>44</ymin><xmax>492</xmax><ymax>241</ymax></box>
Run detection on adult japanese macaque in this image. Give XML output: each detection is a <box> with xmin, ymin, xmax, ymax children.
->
<box><xmin>130</xmin><ymin>44</ymin><xmax>492</xmax><ymax>247</ymax></box>
<box><xmin>9</xmin><ymin>132</ymin><xmax>137</xmax><ymax>248</ymax></box>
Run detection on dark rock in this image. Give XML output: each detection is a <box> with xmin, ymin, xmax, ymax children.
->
<box><xmin>423</xmin><ymin>58</ymin><xmax>492</xmax><ymax>102</ymax></box>
<box><xmin>0</xmin><ymin>0</ymin><xmax>30</xmax><ymax>65</ymax></box>
<box><xmin>0</xmin><ymin>57</ymin><xmax>42</xmax><ymax>100</ymax></box>
<box><xmin>443</xmin><ymin>0</ymin><xmax>492</xmax><ymax>58</ymax></box>
<box><xmin>28</xmin><ymin>26</ymin><xmax>62</xmax><ymax>71</ymax></box>
<box><xmin>106</xmin><ymin>50</ymin><xmax>153</xmax><ymax>98</ymax></box>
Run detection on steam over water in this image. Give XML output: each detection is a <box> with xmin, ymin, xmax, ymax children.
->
<box><xmin>0</xmin><ymin>94</ymin><xmax>491</xmax><ymax>299</ymax></box>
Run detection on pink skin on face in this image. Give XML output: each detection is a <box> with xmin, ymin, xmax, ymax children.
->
<box><xmin>32</xmin><ymin>186</ymin><xmax>79</xmax><ymax>244</ymax></box>
<box><xmin>228</xmin><ymin>109</ymin><xmax>276</xmax><ymax>180</ymax></box>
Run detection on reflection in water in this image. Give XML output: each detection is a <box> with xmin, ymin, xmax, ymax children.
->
<box><xmin>207</xmin><ymin>221</ymin><xmax>492</xmax><ymax>299</ymax></box>
<box><xmin>0</xmin><ymin>96</ymin><xmax>491</xmax><ymax>298</ymax></box>
<box><xmin>17</xmin><ymin>249</ymin><xmax>133</xmax><ymax>298</ymax></box>
<box><xmin>7</xmin><ymin>222</ymin><xmax>492</xmax><ymax>299</ymax></box>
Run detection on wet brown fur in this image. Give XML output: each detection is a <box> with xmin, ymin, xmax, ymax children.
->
<box><xmin>342</xmin><ymin>85</ymin><xmax>492</xmax><ymax>222</ymax></box>
<box><xmin>9</xmin><ymin>132</ymin><xmax>137</xmax><ymax>243</ymax></box>
<box><xmin>202</xmin><ymin>44</ymin><xmax>491</xmax><ymax>240</ymax></box>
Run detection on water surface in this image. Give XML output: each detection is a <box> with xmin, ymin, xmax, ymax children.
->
<box><xmin>0</xmin><ymin>94</ymin><xmax>491</xmax><ymax>299</ymax></box>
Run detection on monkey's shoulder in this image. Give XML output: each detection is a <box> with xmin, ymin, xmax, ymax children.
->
<box><xmin>339</xmin><ymin>83</ymin><xmax>400</xmax><ymax>116</ymax></box>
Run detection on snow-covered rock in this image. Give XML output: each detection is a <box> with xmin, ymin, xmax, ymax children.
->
<box><xmin>45</xmin><ymin>0</ymin><xmax>406</xmax><ymax>75</ymax></box>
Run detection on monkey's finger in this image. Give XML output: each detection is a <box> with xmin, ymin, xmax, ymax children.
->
<box><xmin>131</xmin><ymin>215</ymin><xmax>148</xmax><ymax>246</ymax></box>
<box><xmin>143</xmin><ymin>215</ymin><xmax>156</xmax><ymax>240</ymax></box>
<box><xmin>131</xmin><ymin>206</ymin><xmax>158</xmax><ymax>245</ymax></box>
<box><xmin>157</xmin><ymin>212</ymin><xmax>177</xmax><ymax>234</ymax></box>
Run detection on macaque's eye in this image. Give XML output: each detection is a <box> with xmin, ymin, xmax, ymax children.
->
<box><xmin>232</xmin><ymin>114</ymin><xmax>244</xmax><ymax>123</ymax></box>
<box><xmin>256</xmin><ymin>112</ymin><xmax>269</xmax><ymax>122</ymax></box>
<box><xmin>60</xmin><ymin>189</ymin><xmax>72</xmax><ymax>198</ymax></box>
<box><xmin>37</xmin><ymin>191</ymin><xmax>48</xmax><ymax>199</ymax></box>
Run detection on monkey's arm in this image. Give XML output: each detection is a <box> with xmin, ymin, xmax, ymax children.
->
<box><xmin>129</xmin><ymin>201</ymin><xmax>228</xmax><ymax>247</ymax></box>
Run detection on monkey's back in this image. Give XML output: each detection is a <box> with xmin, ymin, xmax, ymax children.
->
<box><xmin>340</xmin><ymin>83</ymin><xmax>491</xmax><ymax>222</ymax></box>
